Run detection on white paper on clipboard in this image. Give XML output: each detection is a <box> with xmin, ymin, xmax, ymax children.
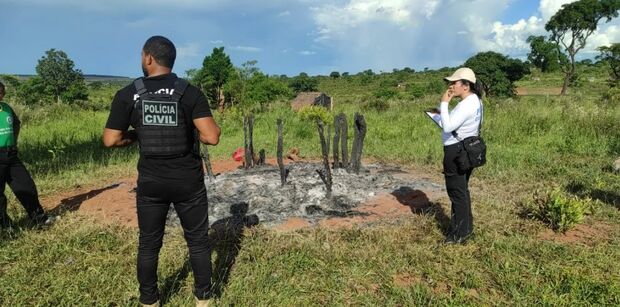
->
<box><xmin>424</xmin><ymin>111</ymin><xmax>442</xmax><ymax>128</ymax></box>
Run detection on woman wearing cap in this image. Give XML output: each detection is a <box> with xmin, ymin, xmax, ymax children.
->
<box><xmin>436</xmin><ymin>67</ymin><xmax>483</xmax><ymax>244</ymax></box>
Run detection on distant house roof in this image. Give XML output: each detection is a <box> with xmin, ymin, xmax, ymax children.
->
<box><xmin>291</xmin><ymin>92</ymin><xmax>332</xmax><ymax>111</ymax></box>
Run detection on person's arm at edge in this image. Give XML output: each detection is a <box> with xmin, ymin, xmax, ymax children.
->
<box><xmin>193</xmin><ymin>117</ymin><xmax>220</xmax><ymax>145</ymax></box>
<box><xmin>103</xmin><ymin>128</ymin><xmax>137</xmax><ymax>147</ymax></box>
<box><xmin>13</xmin><ymin>109</ymin><xmax>20</xmax><ymax>144</ymax></box>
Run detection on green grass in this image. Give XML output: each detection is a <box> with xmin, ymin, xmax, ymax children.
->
<box><xmin>1</xmin><ymin>70</ymin><xmax>619</xmax><ymax>305</ymax></box>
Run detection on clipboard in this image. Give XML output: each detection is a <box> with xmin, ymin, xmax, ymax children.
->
<box><xmin>424</xmin><ymin>111</ymin><xmax>442</xmax><ymax>128</ymax></box>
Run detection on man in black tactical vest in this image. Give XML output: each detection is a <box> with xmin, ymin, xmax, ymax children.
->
<box><xmin>0</xmin><ymin>81</ymin><xmax>52</xmax><ymax>231</ymax></box>
<box><xmin>103</xmin><ymin>36</ymin><xmax>221</xmax><ymax>307</ymax></box>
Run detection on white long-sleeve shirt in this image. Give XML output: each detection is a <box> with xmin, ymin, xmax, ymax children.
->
<box><xmin>438</xmin><ymin>93</ymin><xmax>483</xmax><ymax>146</ymax></box>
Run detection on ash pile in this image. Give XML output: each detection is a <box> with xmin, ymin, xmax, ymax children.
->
<box><xmin>202</xmin><ymin>162</ymin><xmax>442</xmax><ymax>226</ymax></box>
<box><xmin>165</xmin><ymin>112</ymin><xmax>443</xmax><ymax>227</ymax></box>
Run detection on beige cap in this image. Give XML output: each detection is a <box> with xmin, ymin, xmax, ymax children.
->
<box><xmin>444</xmin><ymin>67</ymin><xmax>476</xmax><ymax>83</ymax></box>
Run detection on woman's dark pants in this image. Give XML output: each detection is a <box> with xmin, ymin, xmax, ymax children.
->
<box><xmin>443</xmin><ymin>143</ymin><xmax>474</xmax><ymax>239</ymax></box>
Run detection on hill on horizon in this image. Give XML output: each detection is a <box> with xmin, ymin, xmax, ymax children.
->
<box><xmin>5</xmin><ymin>74</ymin><xmax>133</xmax><ymax>82</ymax></box>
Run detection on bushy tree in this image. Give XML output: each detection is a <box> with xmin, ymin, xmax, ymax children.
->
<box><xmin>526</xmin><ymin>35</ymin><xmax>568</xmax><ymax>72</ymax></box>
<box><xmin>289</xmin><ymin>72</ymin><xmax>319</xmax><ymax>93</ymax></box>
<box><xmin>222</xmin><ymin>60</ymin><xmax>292</xmax><ymax>110</ymax></box>
<box><xmin>545</xmin><ymin>0</ymin><xmax>620</xmax><ymax>94</ymax></box>
<box><xmin>35</xmin><ymin>49</ymin><xmax>88</xmax><ymax>103</ymax></box>
<box><xmin>329</xmin><ymin>71</ymin><xmax>340</xmax><ymax>78</ymax></box>
<box><xmin>245</xmin><ymin>72</ymin><xmax>292</xmax><ymax>110</ymax></box>
<box><xmin>464</xmin><ymin>51</ymin><xmax>530</xmax><ymax>97</ymax></box>
<box><xmin>194</xmin><ymin>47</ymin><xmax>233</xmax><ymax>108</ymax></box>
<box><xmin>597</xmin><ymin>43</ymin><xmax>620</xmax><ymax>84</ymax></box>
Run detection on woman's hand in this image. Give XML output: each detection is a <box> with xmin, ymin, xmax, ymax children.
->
<box><xmin>441</xmin><ymin>89</ymin><xmax>454</xmax><ymax>102</ymax></box>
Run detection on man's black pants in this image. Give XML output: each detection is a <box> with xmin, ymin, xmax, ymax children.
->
<box><xmin>0</xmin><ymin>154</ymin><xmax>46</xmax><ymax>227</ymax></box>
<box><xmin>136</xmin><ymin>177</ymin><xmax>212</xmax><ymax>304</ymax></box>
<box><xmin>443</xmin><ymin>143</ymin><xmax>474</xmax><ymax>239</ymax></box>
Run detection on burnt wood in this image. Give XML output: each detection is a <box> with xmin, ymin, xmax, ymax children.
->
<box><xmin>316</xmin><ymin>119</ymin><xmax>332</xmax><ymax>197</ymax></box>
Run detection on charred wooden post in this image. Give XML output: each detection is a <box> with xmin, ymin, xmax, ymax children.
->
<box><xmin>332</xmin><ymin>116</ymin><xmax>340</xmax><ymax>168</ymax></box>
<box><xmin>349</xmin><ymin>113</ymin><xmax>367</xmax><ymax>174</ymax></box>
<box><xmin>277</xmin><ymin>119</ymin><xmax>288</xmax><ymax>185</ymax></box>
<box><xmin>248</xmin><ymin>113</ymin><xmax>255</xmax><ymax>167</ymax></box>
<box><xmin>326</xmin><ymin>125</ymin><xmax>331</xmax><ymax>161</ymax></box>
<box><xmin>339</xmin><ymin>113</ymin><xmax>349</xmax><ymax>168</ymax></box>
<box><xmin>243</xmin><ymin>116</ymin><xmax>251</xmax><ymax>169</ymax></box>
<box><xmin>316</xmin><ymin>119</ymin><xmax>332</xmax><ymax>197</ymax></box>
<box><xmin>258</xmin><ymin>149</ymin><xmax>266</xmax><ymax>165</ymax></box>
<box><xmin>200</xmin><ymin>143</ymin><xmax>215</xmax><ymax>179</ymax></box>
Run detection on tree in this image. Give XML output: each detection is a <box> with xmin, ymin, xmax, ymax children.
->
<box><xmin>244</xmin><ymin>72</ymin><xmax>292</xmax><ymax>110</ymax></box>
<box><xmin>289</xmin><ymin>73</ymin><xmax>318</xmax><ymax>93</ymax></box>
<box><xmin>329</xmin><ymin>71</ymin><xmax>340</xmax><ymax>78</ymax></box>
<box><xmin>597</xmin><ymin>43</ymin><xmax>620</xmax><ymax>84</ymax></box>
<box><xmin>545</xmin><ymin>0</ymin><xmax>620</xmax><ymax>94</ymax></box>
<box><xmin>36</xmin><ymin>49</ymin><xmax>88</xmax><ymax>103</ymax></box>
<box><xmin>526</xmin><ymin>35</ymin><xmax>568</xmax><ymax>72</ymax></box>
<box><xmin>464</xmin><ymin>51</ymin><xmax>530</xmax><ymax>97</ymax></box>
<box><xmin>195</xmin><ymin>47</ymin><xmax>233</xmax><ymax>108</ymax></box>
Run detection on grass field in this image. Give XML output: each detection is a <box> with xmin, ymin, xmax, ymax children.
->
<box><xmin>0</xmin><ymin>68</ymin><xmax>619</xmax><ymax>306</ymax></box>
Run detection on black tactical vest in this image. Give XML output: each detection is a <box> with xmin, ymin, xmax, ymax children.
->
<box><xmin>131</xmin><ymin>78</ymin><xmax>192</xmax><ymax>157</ymax></box>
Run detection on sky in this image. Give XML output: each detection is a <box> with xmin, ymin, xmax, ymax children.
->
<box><xmin>1</xmin><ymin>0</ymin><xmax>619</xmax><ymax>78</ymax></box>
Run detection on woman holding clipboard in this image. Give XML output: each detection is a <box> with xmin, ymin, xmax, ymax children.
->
<box><xmin>429</xmin><ymin>67</ymin><xmax>484</xmax><ymax>244</ymax></box>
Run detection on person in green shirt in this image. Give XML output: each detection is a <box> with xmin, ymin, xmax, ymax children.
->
<box><xmin>0</xmin><ymin>81</ymin><xmax>52</xmax><ymax>230</ymax></box>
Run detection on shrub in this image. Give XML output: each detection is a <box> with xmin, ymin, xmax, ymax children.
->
<box><xmin>601</xmin><ymin>86</ymin><xmax>620</xmax><ymax>104</ymax></box>
<box><xmin>373</xmin><ymin>87</ymin><xmax>398</xmax><ymax>99</ymax></box>
<box><xmin>524</xmin><ymin>188</ymin><xmax>592</xmax><ymax>232</ymax></box>
<box><xmin>407</xmin><ymin>83</ymin><xmax>425</xmax><ymax>98</ymax></box>
<box><xmin>297</xmin><ymin>105</ymin><xmax>333</xmax><ymax>124</ymax></box>
<box><xmin>361</xmin><ymin>96</ymin><xmax>389</xmax><ymax>112</ymax></box>
<box><xmin>426</xmin><ymin>79</ymin><xmax>445</xmax><ymax>95</ymax></box>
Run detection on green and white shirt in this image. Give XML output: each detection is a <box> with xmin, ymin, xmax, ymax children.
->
<box><xmin>0</xmin><ymin>102</ymin><xmax>16</xmax><ymax>148</ymax></box>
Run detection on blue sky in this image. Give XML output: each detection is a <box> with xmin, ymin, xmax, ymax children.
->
<box><xmin>1</xmin><ymin>0</ymin><xmax>618</xmax><ymax>78</ymax></box>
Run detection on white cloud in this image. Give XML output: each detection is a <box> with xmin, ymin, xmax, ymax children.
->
<box><xmin>471</xmin><ymin>16</ymin><xmax>545</xmax><ymax>56</ymax></box>
<box><xmin>298</xmin><ymin>50</ymin><xmax>316</xmax><ymax>55</ymax></box>
<box><xmin>312</xmin><ymin>0</ymin><xmax>423</xmax><ymax>41</ymax></box>
<box><xmin>539</xmin><ymin>0</ymin><xmax>573</xmax><ymax>20</ymax></box>
<box><xmin>176</xmin><ymin>43</ymin><xmax>201</xmax><ymax>59</ymax></box>
<box><xmin>210</xmin><ymin>40</ymin><xmax>224</xmax><ymax>44</ymax></box>
<box><xmin>309</xmin><ymin>0</ymin><xmax>512</xmax><ymax>71</ymax></box>
<box><xmin>308</xmin><ymin>0</ymin><xmax>620</xmax><ymax>72</ymax></box>
<box><xmin>231</xmin><ymin>46</ymin><xmax>262</xmax><ymax>52</ymax></box>
<box><xmin>278</xmin><ymin>10</ymin><xmax>291</xmax><ymax>17</ymax></box>
<box><xmin>475</xmin><ymin>0</ymin><xmax>620</xmax><ymax>58</ymax></box>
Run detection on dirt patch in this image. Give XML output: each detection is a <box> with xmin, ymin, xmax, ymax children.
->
<box><xmin>393</xmin><ymin>273</ymin><xmax>421</xmax><ymax>288</ymax></box>
<box><xmin>538</xmin><ymin>222</ymin><xmax>613</xmax><ymax>245</ymax></box>
<box><xmin>273</xmin><ymin>217</ymin><xmax>311</xmax><ymax>231</ymax></box>
<box><xmin>516</xmin><ymin>87</ymin><xmax>562</xmax><ymax>96</ymax></box>
<box><xmin>41</xmin><ymin>159</ymin><xmax>447</xmax><ymax>231</ymax></box>
<box><xmin>318</xmin><ymin>190</ymin><xmax>445</xmax><ymax>229</ymax></box>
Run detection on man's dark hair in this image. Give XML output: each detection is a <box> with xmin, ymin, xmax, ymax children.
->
<box><xmin>0</xmin><ymin>81</ymin><xmax>5</xmax><ymax>94</ymax></box>
<box><xmin>143</xmin><ymin>36</ymin><xmax>176</xmax><ymax>69</ymax></box>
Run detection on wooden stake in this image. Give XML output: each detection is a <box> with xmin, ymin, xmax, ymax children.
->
<box><xmin>277</xmin><ymin>119</ymin><xmax>287</xmax><ymax>185</ymax></box>
<box><xmin>316</xmin><ymin>120</ymin><xmax>332</xmax><ymax>197</ymax></box>
<box><xmin>349</xmin><ymin>113</ymin><xmax>367</xmax><ymax>174</ymax></box>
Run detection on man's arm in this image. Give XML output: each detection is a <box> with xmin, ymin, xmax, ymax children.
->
<box><xmin>103</xmin><ymin>128</ymin><xmax>137</xmax><ymax>147</ymax></box>
<box><xmin>193</xmin><ymin>117</ymin><xmax>220</xmax><ymax>145</ymax></box>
